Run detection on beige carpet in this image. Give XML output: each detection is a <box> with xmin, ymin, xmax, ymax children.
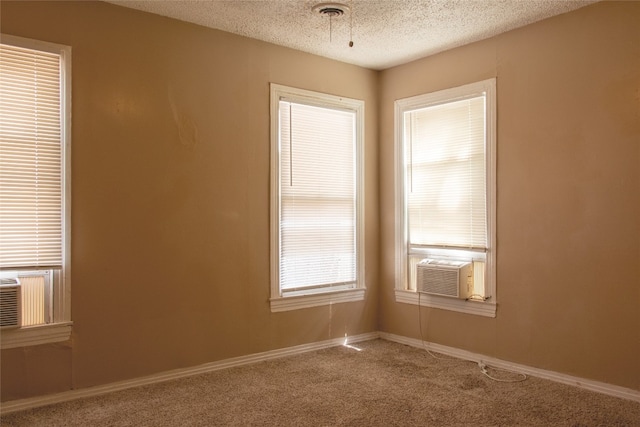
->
<box><xmin>2</xmin><ymin>339</ymin><xmax>639</xmax><ymax>426</ymax></box>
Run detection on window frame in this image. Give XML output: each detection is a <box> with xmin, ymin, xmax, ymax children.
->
<box><xmin>0</xmin><ymin>34</ymin><xmax>72</xmax><ymax>348</ymax></box>
<box><xmin>393</xmin><ymin>78</ymin><xmax>496</xmax><ymax>317</ymax></box>
<box><xmin>269</xmin><ymin>83</ymin><xmax>365</xmax><ymax>312</ymax></box>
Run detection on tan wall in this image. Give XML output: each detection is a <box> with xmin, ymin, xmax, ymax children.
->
<box><xmin>379</xmin><ymin>1</ymin><xmax>640</xmax><ymax>391</ymax></box>
<box><xmin>2</xmin><ymin>0</ymin><xmax>639</xmax><ymax>402</ymax></box>
<box><xmin>0</xmin><ymin>1</ymin><xmax>379</xmax><ymax>400</ymax></box>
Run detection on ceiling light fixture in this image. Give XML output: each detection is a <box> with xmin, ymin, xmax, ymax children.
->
<box><xmin>313</xmin><ymin>2</ymin><xmax>348</xmax><ymax>18</ymax></box>
<box><xmin>313</xmin><ymin>2</ymin><xmax>353</xmax><ymax>47</ymax></box>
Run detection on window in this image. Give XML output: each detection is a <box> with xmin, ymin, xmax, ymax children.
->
<box><xmin>394</xmin><ymin>79</ymin><xmax>496</xmax><ymax>317</ymax></box>
<box><xmin>0</xmin><ymin>34</ymin><xmax>72</xmax><ymax>348</ymax></box>
<box><xmin>270</xmin><ymin>84</ymin><xmax>365</xmax><ymax>312</ymax></box>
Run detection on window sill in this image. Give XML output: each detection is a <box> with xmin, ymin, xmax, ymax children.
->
<box><xmin>0</xmin><ymin>322</ymin><xmax>73</xmax><ymax>349</ymax></box>
<box><xmin>395</xmin><ymin>289</ymin><xmax>496</xmax><ymax>318</ymax></box>
<box><xmin>270</xmin><ymin>288</ymin><xmax>365</xmax><ymax>312</ymax></box>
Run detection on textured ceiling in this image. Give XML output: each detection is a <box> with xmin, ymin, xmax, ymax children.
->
<box><xmin>105</xmin><ymin>0</ymin><xmax>597</xmax><ymax>70</ymax></box>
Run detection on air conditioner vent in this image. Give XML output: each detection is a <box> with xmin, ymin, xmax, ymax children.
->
<box><xmin>0</xmin><ymin>278</ymin><xmax>21</xmax><ymax>328</ymax></box>
<box><xmin>416</xmin><ymin>259</ymin><xmax>473</xmax><ymax>299</ymax></box>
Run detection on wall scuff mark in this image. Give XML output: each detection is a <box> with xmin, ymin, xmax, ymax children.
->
<box><xmin>168</xmin><ymin>88</ymin><xmax>199</xmax><ymax>150</ymax></box>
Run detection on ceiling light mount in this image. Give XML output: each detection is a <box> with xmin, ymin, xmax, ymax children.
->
<box><xmin>313</xmin><ymin>2</ymin><xmax>353</xmax><ymax>46</ymax></box>
<box><xmin>313</xmin><ymin>2</ymin><xmax>350</xmax><ymax>18</ymax></box>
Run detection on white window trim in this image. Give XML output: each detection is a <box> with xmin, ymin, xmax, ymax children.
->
<box><xmin>393</xmin><ymin>78</ymin><xmax>496</xmax><ymax>318</ymax></box>
<box><xmin>1</xmin><ymin>322</ymin><xmax>73</xmax><ymax>349</ymax></box>
<box><xmin>0</xmin><ymin>34</ymin><xmax>72</xmax><ymax>348</ymax></box>
<box><xmin>269</xmin><ymin>83</ymin><xmax>365</xmax><ymax>312</ymax></box>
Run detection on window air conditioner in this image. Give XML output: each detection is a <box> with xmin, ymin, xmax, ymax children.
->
<box><xmin>416</xmin><ymin>259</ymin><xmax>473</xmax><ymax>299</ymax></box>
<box><xmin>0</xmin><ymin>278</ymin><xmax>21</xmax><ymax>328</ymax></box>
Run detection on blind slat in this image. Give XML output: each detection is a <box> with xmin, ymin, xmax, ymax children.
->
<box><xmin>405</xmin><ymin>96</ymin><xmax>487</xmax><ymax>249</ymax></box>
<box><xmin>278</xmin><ymin>101</ymin><xmax>356</xmax><ymax>290</ymax></box>
<box><xmin>0</xmin><ymin>42</ymin><xmax>63</xmax><ymax>269</ymax></box>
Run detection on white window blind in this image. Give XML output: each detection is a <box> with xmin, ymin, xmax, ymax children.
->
<box><xmin>0</xmin><ymin>42</ymin><xmax>63</xmax><ymax>270</ymax></box>
<box><xmin>405</xmin><ymin>96</ymin><xmax>487</xmax><ymax>250</ymax></box>
<box><xmin>278</xmin><ymin>101</ymin><xmax>356</xmax><ymax>292</ymax></box>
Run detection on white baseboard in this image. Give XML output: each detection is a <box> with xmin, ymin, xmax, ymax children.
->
<box><xmin>0</xmin><ymin>331</ymin><xmax>379</xmax><ymax>415</ymax></box>
<box><xmin>379</xmin><ymin>332</ymin><xmax>640</xmax><ymax>403</ymax></box>
<box><xmin>3</xmin><ymin>330</ymin><xmax>638</xmax><ymax>414</ymax></box>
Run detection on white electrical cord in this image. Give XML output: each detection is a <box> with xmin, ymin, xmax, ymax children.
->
<box><xmin>417</xmin><ymin>292</ymin><xmax>457</xmax><ymax>361</ymax></box>
<box><xmin>418</xmin><ymin>293</ymin><xmax>528</xmax><ymax>382</ymax></box>
<box><xmin>478</xmin><ymin>361</ymin><xmax>528</xmax><ymax>383</ymax></box>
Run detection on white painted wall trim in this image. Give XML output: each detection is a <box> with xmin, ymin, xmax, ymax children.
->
<box><xmin>0</xmin><ymin>331</ymin><xmax>379</xmax><ymax>415</ymax></box>
<box><xmin>270</xmin><ymin>288</ymin><xmax>365</xmax><ymax>312</ymax></box>
<box><xmin>379</xmin><ymin>332</ymin><xmax>640</xmax><ymax>403</ymax></box>
<box><xmin>3</xmin><ymin>331</ymin><xmax>638</xmax><ymax>415</ymax></box>
<box><xmin>0</xmin><ymin>322</ymin><xmax>72</xmax><ymax>350</ymax></box>
<box><xmin>395</xmin><ymin>289</ymin><xmax>496</xmax><ymax>317</ymax></box>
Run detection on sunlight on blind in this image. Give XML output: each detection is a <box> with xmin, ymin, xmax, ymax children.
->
<box><xmin>405</xmin><ymin>96</ymin><xmax>487</xmax><ymax>249</ymax></box>
<box><xmin>0</xmin><ymin>43</ymin><xmax>63</xmax><ymax>269</ymax></box>
<box><xmin>279</xmin><ymin>101</ymin><xmax>356</xmax><ymax>291</ymax></box>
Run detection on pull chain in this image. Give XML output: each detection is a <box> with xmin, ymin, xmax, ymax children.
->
<box><xmin>330</xmin><ymin>14</ymin><xmax>333</xmax><ymax>42</ymax></box>
<box><xmin>349</xmin><ymin>0</ymin><xmax>354</xmax><ymax>47</ymax></box>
